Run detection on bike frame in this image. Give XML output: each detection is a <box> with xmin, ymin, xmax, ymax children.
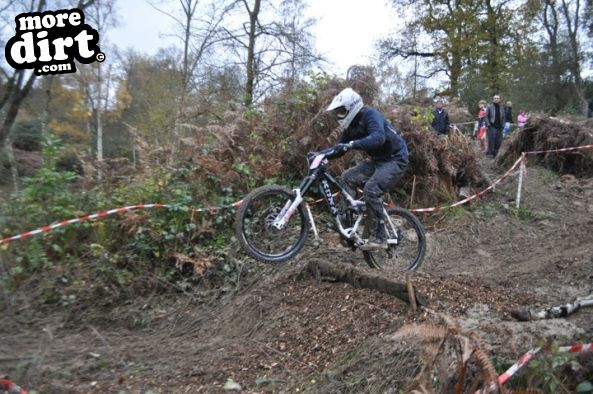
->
<box><xmin>272</xmin><ymin>152</ymin><xmax>366</xmax><ymax>244</ymax></box>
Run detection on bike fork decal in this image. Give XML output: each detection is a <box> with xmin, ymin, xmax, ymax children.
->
<box><xmin>273</xmin><ymin>190</ymin><xmax>303</xmax><ymax>229</ymax></box>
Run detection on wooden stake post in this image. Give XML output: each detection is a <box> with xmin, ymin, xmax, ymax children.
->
<box><xmin>405</xmin><ymin>272</ymin><xmax>417</xmax><ymax>312</ymax></box>
<box><xmin>516</xmin><ymin>154</ymin><xmax>526</xmax><ymax>208</ymax></box>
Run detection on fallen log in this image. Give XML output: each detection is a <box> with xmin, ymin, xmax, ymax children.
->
<box><xmin>511</xmin><ymin>294</ymin><xmax>593</xmax><ymax>321</ymax></box>
<box><xmin>306</xmin><ymin>260</ymin><xmax>428</xmax><ymax>306</ymax></box>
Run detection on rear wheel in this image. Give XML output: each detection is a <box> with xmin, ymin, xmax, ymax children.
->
<box><xmin>363</xmin><ymin>207</ymin><xmax>426</xmax><ymax>271</ymax></box>
<box><xmin>235</xmin><ymin>185</ymin><xmax>309</xmax><ymax>263</ymax></box>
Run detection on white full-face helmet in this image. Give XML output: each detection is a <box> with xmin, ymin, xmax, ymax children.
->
<box><xmin>326</xmin><ymin>87</ymin><xmax>364</xmax><ymax>130</ymax></box>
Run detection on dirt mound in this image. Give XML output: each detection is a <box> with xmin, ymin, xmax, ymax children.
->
<box><xmin>397</xmin><ymin>128</ymin><xmax>487</xmax><ymax>206</ymax></box>
<box><xmin>497</xmin><ymin>117</ymin><xmax>593</xmax><ymax>176</ymax></box>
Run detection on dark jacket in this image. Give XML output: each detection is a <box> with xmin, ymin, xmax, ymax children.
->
<box><xmin>431</xmin><ymin>109</ymin><xmax>450</xmax><ymax>135</ymax></box>
<box><xmin>339</xmin><ymin>106</ymin><xmax>409</xmax><ymax>163</ymax></box>
<box><xmin>486</xmin><ymin>103</ymin><xmax>504</xmax><ymax>129</ymax></box>
<box><xmin>504</xmin><ymin>105</ymin><xmax>513</xmax><ymax>123</ymax></box>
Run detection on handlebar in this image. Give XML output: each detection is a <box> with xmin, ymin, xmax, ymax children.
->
<box><xmin>307</xmin><ymin>151</ymin><xmax>328</xmax><ymax>170</ymax></box>
<box><xmin>308</xmin><ymin>146</ymin><xmax>340</xmax><ymax>160</ymax></box>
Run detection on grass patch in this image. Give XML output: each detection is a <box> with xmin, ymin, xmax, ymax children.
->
<box><xmin>510</xmin><ymin>206</ymin><xmax>552</xmax><ymax>221</ymax></box>
<box><xmin>473</xmin><ymin>203</ymin><xmax>498</xmax><ymax>219</ymax></box>
<box><xmin>443</xmin><ymin>206</ymin><xmax>466</xmax><ymax>222</ymax></box>
<box><xmin>541</xmin><ymin>168</ymin><xmax>558</xmax><ymax>183</ymax></box>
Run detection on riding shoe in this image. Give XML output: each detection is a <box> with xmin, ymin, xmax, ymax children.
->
<box><xmin>360</xmin><ymin>219</ymin><xmax>388</xmax><ymax>251</ymax></box>
<box><xmin>360</xmin><ymin>236</ymin><xmax>388</xmax><ymax>251</ymax></box>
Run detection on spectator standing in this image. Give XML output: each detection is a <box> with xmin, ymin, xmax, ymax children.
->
<box><xmin>431</xmin><ymin>98</ymin><xmax>450</xmax><ymax>136</ymax></box>
<box><xmin>486</xmin><ymin>95</ymin><xmax>505</xmax><ymax>158</ymax></box>
<box><xmin>517</xmin><ymin>110</ymin><xmax>529</xmax><ymax>130</ymax></box>
<box><xmin>474</xmin><ymin>100</ymin><xmax>488</xmax><ymax>152</ymax></box>
<box><xmin>502</xmin><ymin>100</ymin><xmax>513</xmax><ymax>136</ymax></box>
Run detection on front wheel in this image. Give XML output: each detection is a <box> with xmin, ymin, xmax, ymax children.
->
<box><xmin>363</xmin><ymin>207</ymin><xmax>426</xmax><ymax>271</ymax></box>
<box><xmin>235</xmin><ymin>185</ymin><xmax>309</xmax><ymax>263</ymax></box>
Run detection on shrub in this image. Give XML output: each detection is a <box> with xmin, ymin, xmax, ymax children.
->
<box><xmin>0</xmin><ymin>133</ymin><xmax>246</xmax><ymax>314</ymax></box>
<box><xmin>10</xmin><ymin>120</ymin><xmax>43</xmax><ymax>151</ymax></box>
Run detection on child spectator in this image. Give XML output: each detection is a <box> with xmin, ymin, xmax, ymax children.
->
<box><xmin>503</xmin><ymin>100</ymin><xmax>513</xmax><ymax>136</ymax></box>
<box><xmin>474</xmin><ymin>100</ymin><xmax>487</xmax><ymax>152</ymax></box>
<box><xmin>517</xmin><ymin>110</ymin><xmax>529</xmax><ymax>130</ymax></box>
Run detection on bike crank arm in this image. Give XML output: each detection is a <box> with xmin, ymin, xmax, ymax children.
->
<box><xmin>339</xmin><ymin>216</ymin><xmax>365</xmax><ymax>247</ymax></box>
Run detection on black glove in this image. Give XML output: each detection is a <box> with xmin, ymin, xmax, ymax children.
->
<box><xmin>319</xmin><ymin>143</ymin><xmax>352</xmax><ymax>159</ymax></box>
<box><xmin>333</xmin><ymin>143</ymin><xmax>351</xmax><ymax>153</ymax></box>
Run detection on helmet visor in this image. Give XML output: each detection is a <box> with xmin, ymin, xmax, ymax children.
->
<box><xmin>333</xmin><ymin>106</ymin><xmax>348</xmax><ymax>119</ymax></box>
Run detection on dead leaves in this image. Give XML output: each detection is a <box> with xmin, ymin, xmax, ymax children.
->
<box><xmin>393</xmin><ymin>318</ymin><xmax>501</xmax><ymax>393</ymax></box>
<box><xmin>170</xmin><ymin>252</ymin><xmax>214</xmax><ymax>277</ymax></box>
<box><xmin>118</xmin><ymin>211</ymin><xmax>150</xmax><ymax>236</ymax></box>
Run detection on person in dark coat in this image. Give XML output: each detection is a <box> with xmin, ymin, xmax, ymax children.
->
<box><xmin>431</xmin><ymin>98</ymin><xmax>450</xmax><ymax>136</ymax></box>
<box><xmin>486</xmin><ymin>94</ymin><xmax>505</xmax><ymax>158</ymax></box>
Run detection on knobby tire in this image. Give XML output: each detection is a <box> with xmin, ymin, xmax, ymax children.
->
<box><xmin>235</xmin><ymin>185</ymin><xmax>309</xmax><ymax>263</ymax></box>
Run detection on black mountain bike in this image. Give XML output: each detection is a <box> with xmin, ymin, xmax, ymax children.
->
<box><xmin>235</xmin><ymin>148</ymin><xmax>426</xmax><ymax>271</ymax></box>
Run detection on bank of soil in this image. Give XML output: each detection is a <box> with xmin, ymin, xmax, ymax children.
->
<box><xmin>2</xmin><ymin>156</ymin><xmax>593</xmax><ymax>393</ymax></box>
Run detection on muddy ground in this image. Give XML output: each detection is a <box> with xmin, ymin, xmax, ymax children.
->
<box><xmin>2</xmin><ymin>154</ymin><xmax>593</xmax><ymax>393</ymax></box>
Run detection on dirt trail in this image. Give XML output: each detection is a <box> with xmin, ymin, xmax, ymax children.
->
<box><xmin>2</xmin><ymin>156</ymin><xmax>592</xmax><ymax>393</ymax></box>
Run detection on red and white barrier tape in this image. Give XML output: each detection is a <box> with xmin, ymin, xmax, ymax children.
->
<box><xmin>523</xmin><ymin>143</ymin><xmax>593</xmax><ymax>155</ymax></box>
<box><xmin>477</xmin><ymin>342</ymin><xmax>593</xmax><ymax>393</ymax></box>
<box><xmin>0</xmin><ymin>201</ymin><xmax>245</xmax><ymax>246</ymax></box>
<box><xmin>558</xmin><ymin>342</ymin><xmax>593</xmax><ymax>353</ymax></box>
<box><xmin>409</xmin><ymin>155</ymin><xmax>523</xmax><ymax>213</ymax></box>
<box><xmin>496</xmin><ymin>347</ymin><xmax>542</xmax><ymax>386</ymax></box>
<box><xmin>0</xmin><ymin>204</ymin><xmax>165</xmax><ymax>245</ymax></box>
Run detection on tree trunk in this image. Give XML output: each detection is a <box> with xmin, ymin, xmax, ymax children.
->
<box><xmin>97</xmin><ymin>107</ymin><xmax>103</xmax><ymax>161</ymax></box>
<box><xmin>450</xmin><ymin>52</ymin><xmax>462</xmax><ymax>98</ymax></box>
<box><xmin>96</xmin><ymin>63</ymin><xmax>104</xmax><ymax>180</ymax></box>
<box><xmin>0</xmin><ymin>70</ymin><xmax>37</xmax><ymax>191</ymax></box>
<box><xmin>41</xmin><ymin>75</ymin><xmax>54</xmax><ymax>135</ymax></box>
<box><xmin>244</xmin><ymin>0</ymin><xmax>261</xmax><ymax>107</ymax></box>
<box><xmin>484</xmin><ymin>0</ymin><xmax>502</xmax><ymax>92</ymax></box>
<box><xmin>0</xmin><ymin>71</ymin><xmax>37</xmax><ymax>152</ymax></box>
<box><xmin>560</xmin><ymin>0</ymin><xmax>588</xmax><ymax>117</ymax></box>
<box><xmin>543</xmin><ymin>0</ymin><xmax>564</xmax><ymax>114</ymax></box>
<box><xmin>4</xmin><ymin>140</ymin><xmax>19</xmax><ymax>193</ymax></box>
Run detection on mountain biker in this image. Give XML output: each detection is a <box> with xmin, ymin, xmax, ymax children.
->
<box><xmin>323</xmin><ymin>87</ymin><xmax>409</xmax><ymax>250</ymax></box>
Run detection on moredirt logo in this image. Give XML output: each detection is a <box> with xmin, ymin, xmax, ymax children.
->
<box><xmin>4</xmin><ymin>8</ymin><xmax>104</xmax><ymax>75</ymax></box>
